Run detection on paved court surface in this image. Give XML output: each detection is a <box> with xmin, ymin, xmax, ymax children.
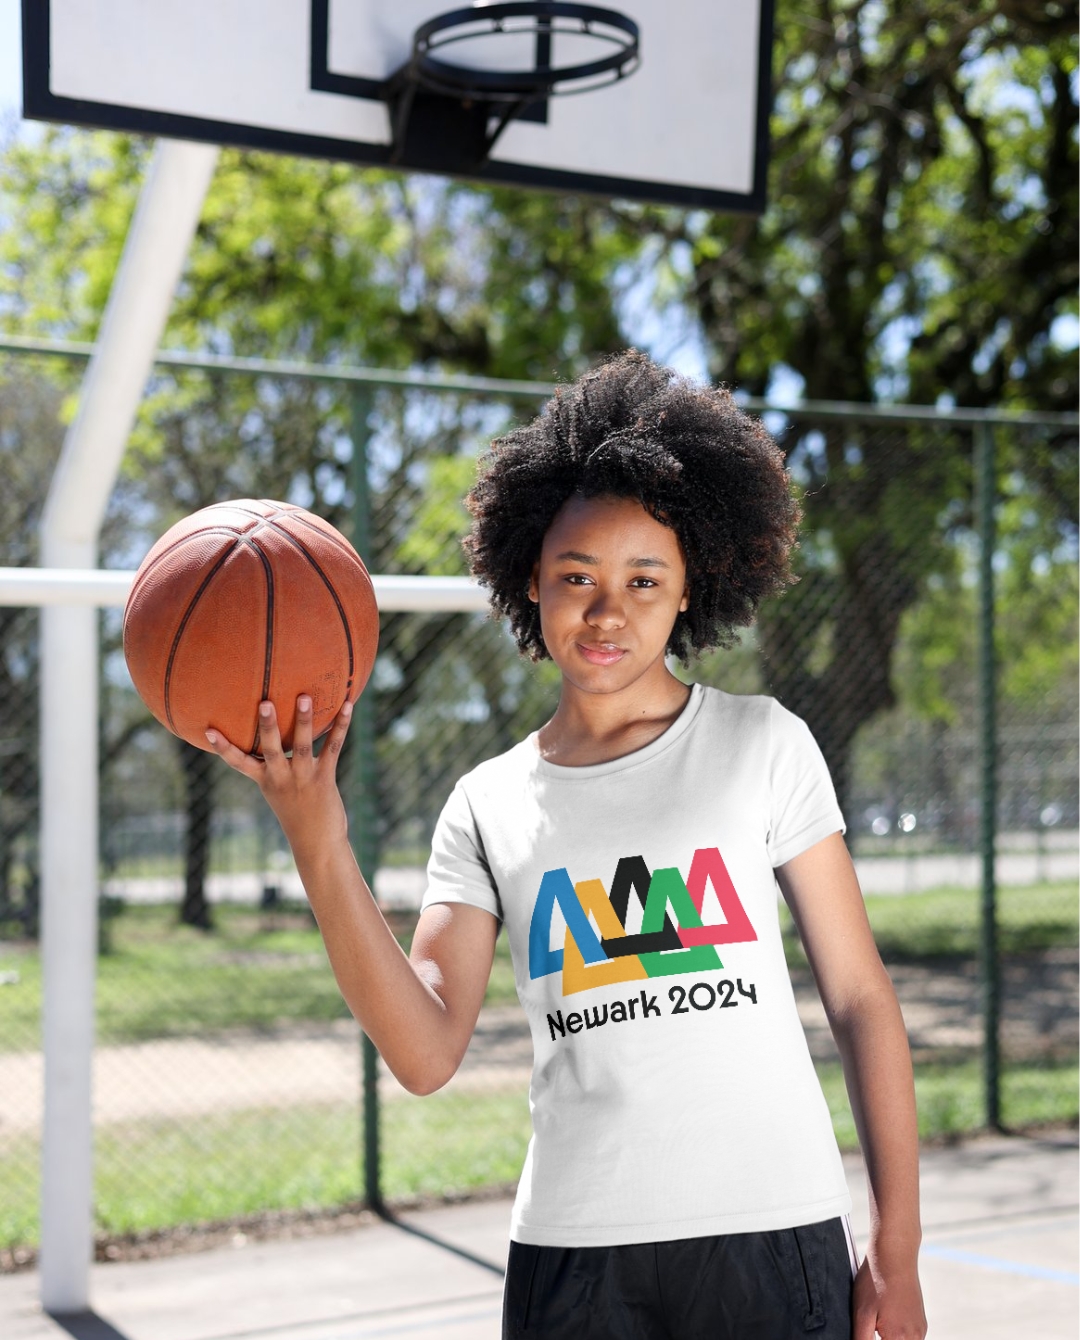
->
<box><xmin>1</xmin><ymin>1132</ymin><xmax>1075</xmax><ymax>1340</ymax></box>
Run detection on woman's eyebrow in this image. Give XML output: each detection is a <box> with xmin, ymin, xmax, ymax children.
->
<box><xmin>553</xmin><ymin>550</ymin><xmax>670</xmax><ymax>568</ymax></box>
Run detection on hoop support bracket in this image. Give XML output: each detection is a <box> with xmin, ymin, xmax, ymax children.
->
<box><xmin>382</xmin><ymin>2</ymin><xmax>640</xmax><ymax>172</ymax></box>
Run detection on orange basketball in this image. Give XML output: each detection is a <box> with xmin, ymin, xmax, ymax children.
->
<box><xmin>123</xmin><ymin>499</ymin><xmax>379</xmax><ymax>754</ymax></box>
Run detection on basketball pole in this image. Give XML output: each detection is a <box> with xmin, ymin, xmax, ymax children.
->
<box><xmin>38</xmin><ymin>138</ymin><xmax>219</xmax><ymax>1316</ymax></box>
<box><xmin>347</xmin><ymin>386</ymin><xmax>384</xmax><ymax>1211</ymax></box>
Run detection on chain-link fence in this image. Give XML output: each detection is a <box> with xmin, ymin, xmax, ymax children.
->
<box><xmin>0</xmin><ymin>346</ymin><xmax>1076</xmax><ymax>1264</ymax></box>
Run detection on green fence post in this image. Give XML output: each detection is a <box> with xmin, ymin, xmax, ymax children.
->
<box><xmin>975</xmin><ymin>422</ymin><xmax>1001</xmax><ymax>1131</ymax></box>
<box><xmin>348</xmin><ymin>385</ymin><xmax>384</xmax><ymax>1209</ymax></box>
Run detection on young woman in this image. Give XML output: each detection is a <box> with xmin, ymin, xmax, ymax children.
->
<box><xmin>207</xmin><ymin>353</ymin><xmax>927</xmax><ymax>1340</ymax></box>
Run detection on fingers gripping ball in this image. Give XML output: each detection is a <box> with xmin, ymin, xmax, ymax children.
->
<box><xmin>123</xmin><ymin>499</ymin><xmax>379</xmax><ymax>753</ymax></box>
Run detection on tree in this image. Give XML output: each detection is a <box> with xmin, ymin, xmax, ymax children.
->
<box><xmin>613</xmin><ymin>0</ymin><xmax>1078</xmax><ymax>812</ymax></box>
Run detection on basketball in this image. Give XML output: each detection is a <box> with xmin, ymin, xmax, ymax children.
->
<box><xmin>123</xmin><ymin>499</ymin><xmax>379</xmax><ymax>754</ymax></box>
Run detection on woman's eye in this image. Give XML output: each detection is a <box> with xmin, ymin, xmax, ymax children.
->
<box><xmin>630</xmin><ymin>577</ymin><xmax>657</xmax><ymax>588</ymax></box>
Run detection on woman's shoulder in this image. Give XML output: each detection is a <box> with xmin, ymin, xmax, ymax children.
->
<box><xmin>453</xmin><ymin>733</ymin><xmax>541</xmax><ymax>797</ymax></box>
<box><xmin>694</xmin><ymin>683</ymin><xmax>777</xmax><ymax>727</ymax></box>
<box><xmin>696</xmin><ymin>684</ymin><xmax>810</xmax><ymax>725</ymax></box>
<box><xmin>692</xmin><ymin>685</ymin><xmax>822</xmax><ymax>757</ymax></box>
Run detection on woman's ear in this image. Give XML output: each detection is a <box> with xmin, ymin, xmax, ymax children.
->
<box><xmin>680</xmin><ymin>583</ymin><xmax>690</xmax><ymax>613</ymax></box>
<box><xmin>528</xmin><ymin>565</ymin><xmax>540</xmax><ymax>603</ymax></box>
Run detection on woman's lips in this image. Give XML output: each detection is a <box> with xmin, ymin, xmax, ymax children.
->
<box><xmin>577</xmin><ymin>642</ymin><xmax>627</xmax><ymax>666</ymax></box>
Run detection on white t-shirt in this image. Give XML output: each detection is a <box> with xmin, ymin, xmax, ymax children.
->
<box><xmin>422</xmin><ymin>684</ymin><xmax>852</xmax><ymax>1247</ymax></box>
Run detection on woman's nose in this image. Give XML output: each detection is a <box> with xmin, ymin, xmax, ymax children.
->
<box><xmin>585</xmin><ymin>588</ymin><xmax>626</xmax><ymax>629</ymax></box>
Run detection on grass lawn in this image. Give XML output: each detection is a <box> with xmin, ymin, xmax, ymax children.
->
<box><xmin>0</xmin><ymin>902</ymin><xmax>520</xmax><ymax>1052</ymax></box>
<box><xmin>816</xmin><ymin>1058</ymin><xmax>1079</xmax><ymax>1148</ymax></box>
<box><xmin>780</xmin><ymin>879</ymin><xmax>1078</xmax><ymax>965</ymax></box>
<box><xmin>0</xmin><ymin>1086</ymin><xmax>532</xmax><ymax>1251</ymax></box>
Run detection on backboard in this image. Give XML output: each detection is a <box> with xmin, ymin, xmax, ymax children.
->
<box><xmin>22</xmin><ymin>0</ymin><xmax>774</xmax><ymax>211</ymax></box>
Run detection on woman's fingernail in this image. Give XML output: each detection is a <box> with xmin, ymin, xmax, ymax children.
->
<box><xmin>205</xmin><ymin>730</ymin><xmax>218</xmax><ymax>744</ymax></box>
<box><xmin>299</xmin><ymin>695</ymin><xmax>312</xmax><ymax>712</ymax></box>
<box><xmin>341</xmin><ymin>700</ymin><xmax>353</xmax><ymax>718</ymax></box>
<box><xmin>259</xmin><ymin>702</ymin><xmax>272</xmax><ymax>718</ymax></box>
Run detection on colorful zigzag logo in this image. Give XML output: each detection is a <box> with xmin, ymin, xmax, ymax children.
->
<box><xmin>529</xmin><ymin>847</ymin><xmax>758</xmax><ymax>996</ymax></box>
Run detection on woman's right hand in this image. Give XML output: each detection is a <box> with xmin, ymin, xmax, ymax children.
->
<box><xmin>205</xmin><ymin>694</ymin><xmax>352</xmax><ymax>857</ymax></box>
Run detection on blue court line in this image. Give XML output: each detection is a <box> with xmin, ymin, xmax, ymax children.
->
<box><xmin>922</xmin><ymin>1243</ymin><xmax>1080</xmax><ymax>1285</ymax></box>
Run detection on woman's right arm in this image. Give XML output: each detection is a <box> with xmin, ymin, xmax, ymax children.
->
<box><xmin>206</xmin><ymin>694</ymin><xmax>498</xmax><ymax>1095</ymax></box>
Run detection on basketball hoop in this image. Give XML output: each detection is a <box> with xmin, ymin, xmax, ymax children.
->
<box><xmin>384</xmin><ymin>2</ymin><xmax>641</xmax><ymax>170</ymax></box>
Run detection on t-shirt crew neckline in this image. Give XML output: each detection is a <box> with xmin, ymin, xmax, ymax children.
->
<box><xmin>529</xmin><ymin>682</ymin><xmax>706</xmax><ymax>781</ymax></box>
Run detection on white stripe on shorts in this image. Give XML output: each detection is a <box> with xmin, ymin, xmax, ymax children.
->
<box><xmin>842</xmin><ymin>1214</ymin><xmax>860</xmax><ymax>1277</ymax></box>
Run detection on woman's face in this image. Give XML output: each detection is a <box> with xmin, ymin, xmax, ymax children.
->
<box><xmin>528</xmin><ymin>494</ymin><xmax>689</xmax><ymax>700</ymax></box>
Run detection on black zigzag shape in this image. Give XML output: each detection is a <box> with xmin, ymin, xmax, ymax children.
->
<box><xmin>601</xmin><ymin>854</ymin><xmax>682</xmax><ymax>957</ymax></box>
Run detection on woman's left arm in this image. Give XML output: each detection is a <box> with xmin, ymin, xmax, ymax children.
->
<box><xmin>776</xmin><ymin>831</ymin><xmax>928</xmax><ymax>1340</ymax></box>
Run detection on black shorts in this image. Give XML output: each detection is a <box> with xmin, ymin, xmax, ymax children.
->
<box><xmin>502</xmin><ymin>1218</ymin><xmax>857</xmax><ymax>1340</ymax></box>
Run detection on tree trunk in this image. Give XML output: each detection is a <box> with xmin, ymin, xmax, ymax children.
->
<box><xmin>752</xmin><ymin>420</ymin><xmax>942</xmax><ymax>821</ymax></box>
<box><xmin>178</xmin><ymin>740</ymin><xmax>216</xmax><ymax>930</ymax></box>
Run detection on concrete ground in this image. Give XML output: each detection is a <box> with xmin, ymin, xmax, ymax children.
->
<box><xmin>0</xmin><ymin>1132</ymin><xmax>1075</xmax><ymax>1340</ymax></box>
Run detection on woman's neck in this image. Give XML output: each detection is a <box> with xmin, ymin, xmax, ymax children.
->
<box><xmin>536</xmin><ymin>670</ymin><xmax>692</xmax><ymax>767</ymax></box>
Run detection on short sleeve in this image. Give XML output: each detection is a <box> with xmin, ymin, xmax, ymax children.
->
<box><xmin>421</xmin><ymin>780</ymin><xmax>503</xmax><ymax>921</ymax></box>
<box><xmin>766</xmin><ymin>700</ymin><xmax>846</xmax><ymax>868</ymax></box>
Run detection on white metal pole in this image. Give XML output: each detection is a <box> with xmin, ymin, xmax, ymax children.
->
<box><xmin>0</xmin><ymin>567</ymin><xmax>489</xmax><ymax>612</ymax></box>
<box><xmin>38</xmin><ymin>548</ymin><xmax>96</xmax><ymax>1313</ymax></box>
<box><xmin>39</xmin><ymin>138</ymin><xmax>218</xmax><ymax>1316</ymax></box>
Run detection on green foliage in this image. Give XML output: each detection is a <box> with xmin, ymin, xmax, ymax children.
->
<box><xmin>0</xmin><ymin>127</ymin><xmax>641</xmax><ymax>567</ymax></box>
<box><xmin>0</xmin><ymin>10</ymin><xmax>1074</xmax><ymax>1258</ymax></box>
<box><xmin>900</xmin><ymin>548</ymin><xmax>1079</xmax><ymax>726</ymax></box>
<box><xmin>622</xmin><ymin>0</ymin><xmax>1080</xmax><ymax>806</ymax></box>
<box><xmin>0</xmin><ymin>132</ymin><xmax>636</xmax><ymax>377</ymax></box>
<box><xmin>3</xmin><ymin>7</ymin><xmax>1073</xmax><ymax>408</ymax></box>
<box><xmin>0</xmin><ymin>362</ymin><xmax>74</xmax><ymax>936</ymax></box>
<box><xmin>864</xmin><ymin>881</ymin><xmax>1079</xmax><ymax>959</ymax></box>
<box><xmin>655</xmin><ymin>0</ymin><xmax>1078</xmax><ymax>409</ymax></box>
<box><xmin>0</xmin><ymin>131</ymin><xmax>147</xmax><ymax>335</ymax></box>
<box><xmin>394</xmin><ymin>454</ymin><xmax>479</xmax><ymax>575</ymax></box>
<box><xmin>380</xmin><ymin>1086</ymin><xmax>532</xmax><ymax>1201</ymax></box>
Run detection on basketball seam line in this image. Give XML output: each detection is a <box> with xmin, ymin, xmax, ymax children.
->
<box><xmin>162</xmin><ymin>544</ymin><xmax>240</xmax><ymax>737</ymax></box>
<box><xmin>125</xmin><ymin>525</ymin><xmax>251</xmax><ymax>615</ymax></box>
<box><xmin>274</xmin><ymin>509</ymin><xmax>364</xmax><ymax>559</ymax></box>
<box><xmin>205</xmin><ymin>504</ymin><xmax>372</xmax><ymax>589</ymax></box>
<box><xmin>233</xmin><ymin>502</ymin><xmax>367</xmax><ymax>567</ymax></box>
<box><xmin>248</xmin><ymin>518</ymin><xmax>360</xmax><ymax>681</ymax></box>
<box><xmin>247</xmin><ymin>537</ymin><xmax>276</xmax><ymax>756</ymax></box>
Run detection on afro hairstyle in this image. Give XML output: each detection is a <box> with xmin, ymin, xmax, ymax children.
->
<box><xmin>463</xmin><ymin>350</ymin><xmax>800</xmax><ymax>662</ymax></box>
